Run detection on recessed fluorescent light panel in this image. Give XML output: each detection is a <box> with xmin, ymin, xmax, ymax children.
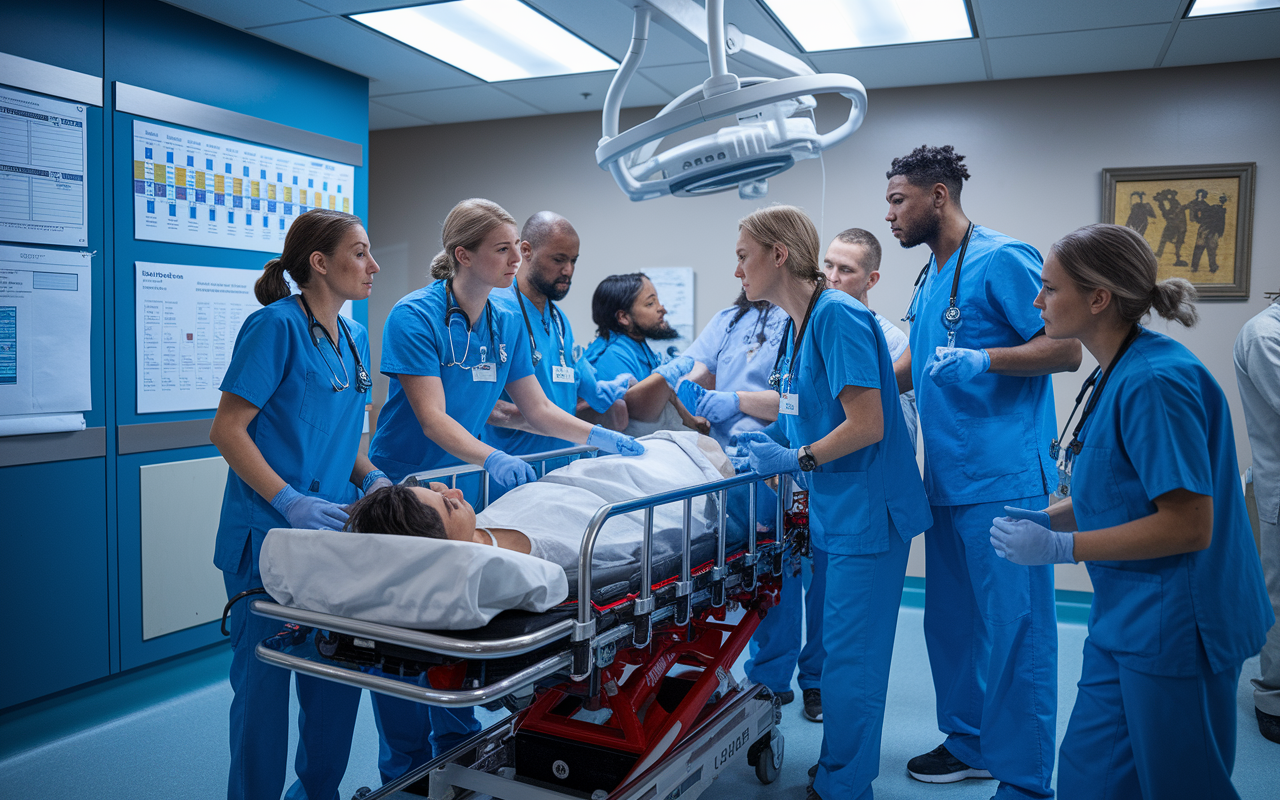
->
<box><xmin>1187</xmin><ymin>0</ymin><xmax>1280</xmax><ymax>17</ymax></box>
<box><xmin>762</xmin><ymin>0</ymin><xmax>973</xmax><ymax>51</ymax></box>
<box><xmin>351</xmin><ymin>0</ymin><xmax>618</xmax><ymax>83</ymax></box>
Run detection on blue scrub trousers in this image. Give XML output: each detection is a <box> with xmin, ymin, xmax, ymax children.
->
<box><xmin>812</xmin><ymin>532</ymin><xmax>910</xmax><ymax>800</ymax></box>
<box><xmin>745</xmin><ymin>548</ymin><xmax>827</xmax><ymax>693</ymax></box>
<box><xmin>1058</xmin><ymin>638</ymin><xmax>1242</xmax><ymax>800</ymax></box>
<box><xmin>371</xmin><ymin>691</ymin><xmax>482</xmax><ymax>784</ymax></box>
<box><xmin>224</xmin><ymin>548</ymin><xmax>362</xmax><ymax>800</ymax></box>
<box><xmin>923</xmin><ymin>497</ymin><xmax>1057</xmax><ymax>799</ymax></box>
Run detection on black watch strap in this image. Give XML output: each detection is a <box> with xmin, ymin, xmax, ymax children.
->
<box><xmin>798</xmin><ymin>445</ymin><xmax>817</xmax><ymax>471</ymax></box>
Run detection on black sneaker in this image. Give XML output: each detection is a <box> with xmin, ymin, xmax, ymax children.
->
<box><xmin>802</xmin><ymin>688</ymin><xmax>823</xmax><ymax>722</ymax></box>
<box><xmin>1259</xmin><ymin>708</ymin><xmax>1280</xmax><ymax>744</ymax></box>
<box><xmin>907</xmin><ymin>744</ymin><xmax>993</xmax><ymax>783</ymax></box>
<box><xmin>775</xmin><ymin>689</ymin><xmax>795</xmax><ymax>705</ymax></box>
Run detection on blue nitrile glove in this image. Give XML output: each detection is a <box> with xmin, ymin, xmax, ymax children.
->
<box><xmin>990</xmin><ymin>515</ymin><xmax>1075</xmax><ymax>565</ymax></box>
<box><xmin>738</xmin><ymin>430</ymin><xmax>801</xmax><ymax>478</ymax></box>
<box><xmin>576</xmin><ymin>356</ymin><xmax>635</xmax><ymax>413</ymax></box>
<box><xmin>361</xmin><ymin>469</ymin><xmax>392</xmax><ymax>495</ymax></box>
<box><xmin>729</xmin><ymin>455</ymin><xmax>752</xmax><ymax>474</ymax></box>
<box><xmin>595</xmin><ymin>372</ymin><xmax>635</xmax><ymax>409</ymax></box>
<box><xmin>270</xmin><ymin>484</ymin><xmax>349</xmax><ymax>530</ymax></box>
<box><xmin>928</xmin><ymin>346</ymin><xmax>991</xmax><ymax>386</ymax></box>
<box><xmin>484</xmin><ymin>450</ymin><xmax>538</xmax><ymax>489</ymax></box>
<box><xmin>653</xmin><ymin>355</ymin><xmax>695</xmax><ymax>389</ymax></box>
<box><xmin>1004</xmin><ymin>505</ymin><xmax>1051</xmax><ymax>529</ymax></box>
<box><xmin>587</xmin><ymin>425</ymin><xmax>646</xmax><ymax>456</ymax></box>
<box><xmin>678</xmin><ymin>381</ymin><xmax>740</xmax><ymax>424</ymax></box>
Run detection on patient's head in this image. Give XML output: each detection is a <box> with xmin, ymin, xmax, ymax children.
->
<box><xmin>344</xmin><ymin>482</ymin><xmax>477</xmax><ymax>542</ymax></box>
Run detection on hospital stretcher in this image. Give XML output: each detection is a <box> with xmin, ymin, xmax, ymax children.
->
<box><xmin>251</xmin><ymin>447</ymin><xmax>796</xmax><ymax>800</ymax></box>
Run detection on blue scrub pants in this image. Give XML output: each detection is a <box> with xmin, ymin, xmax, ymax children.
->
<box><xmin>811</xmin><ymin>532</ymin><xmax>910</xmax><ymax>800</ymax></box>
<box><xmin>745</xmin><ymin>548</ymin><xmax>827</xmax><ymax>693</ymax></box>
<box><xmin>1058</xmin><ymin>638</ymin><xmax>1242</xmax><ymax>800</ymax></box>
<box><xmin>371</xmin><ymin>692</ymin><xmax>482</xmax><ymax>784</ymax></box>
<box><xmin>923</xmin><ymin>497</ymin><xmax>1057</xmax><ymax>799</ymax></box>
<box><xmin>224</xmin><ymin>550</ymin><xmax>362</xmax><ymax>800</ymax></box>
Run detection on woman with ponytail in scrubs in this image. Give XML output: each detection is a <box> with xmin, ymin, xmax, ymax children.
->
<box><xmin>731</xmin><ymin>205</ymin><xmax>931</xmax><ymax>800</ymax></box>
<box><xmin>209</xmin><ymin>209</ymin><xmax>387</xmax><ymax>800</ymax></box>
<box><xmin>367</xmin><ymin>198</ymin><xmax>643</xmax><ymax>784</ymax></box>
<box><xmin>990</xmin><ymin>223</ymin><xmax>1272</xmax><ymax>799</ymax></box>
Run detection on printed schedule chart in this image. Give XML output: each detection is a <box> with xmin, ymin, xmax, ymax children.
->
<box><xmin>0</xmin><ymin>87</ymin><xmax>89</xmax><ymax>247</ymax></box>
<box><xmin>132</xmin><ymin>121</ymin><xmax>355</xmax><ymax>253</ymax></box>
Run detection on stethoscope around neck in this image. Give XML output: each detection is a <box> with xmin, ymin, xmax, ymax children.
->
<box><xmin>442</xmin><ymin>279</ymin><xmax>506</xmax><ymax>369</ymax></box>
<box><xmin>903</xmin><ymin>222</ymin><xmax>975</xmax><ymax>349</ymax></box>
<box><xmin>514</xmin><ymin>285</ymin><xmax>567</xmax><ymax>367</ymax></box>
<box><xmin>297</xmin><ymin>292</ymin><xmax>370</xmax><ymax>393</ymax></box>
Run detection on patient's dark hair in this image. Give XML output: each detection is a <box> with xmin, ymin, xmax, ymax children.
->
<box><xmin>344</xmin><ymin>484</ymin><xmax>446</xmax><ymax>539</ymax></box>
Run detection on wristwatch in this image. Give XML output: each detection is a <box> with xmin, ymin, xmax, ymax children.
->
<box><xmin>798</xmin><ymin>445</ymin><xmax>817</xmax><ymax>472</ymax></box>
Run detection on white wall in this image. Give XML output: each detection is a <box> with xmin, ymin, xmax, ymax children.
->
<box><xmin>369</xmin><ymin>59</ymin><xmax>1280</xmax><ymax>586</ymax></box>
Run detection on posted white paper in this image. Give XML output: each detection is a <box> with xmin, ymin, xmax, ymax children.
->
<box><xmin>644</xmin><ymin>267</ymin><xmax>695</xmax><ymax>354</ymax></box>
<box><xmin>135</xmin><ymin>262</ymin><xmax>259</xmax><ymax>414</ymax></box>
<box><xmin>0</xmin><ymin>245</ymin><xmax>92</xmax><ymax>432</ymax></box>
<box><xmin>0</xmin><ymin>87</ymin><xmax>89</xmax><ymax>247</ymax></box>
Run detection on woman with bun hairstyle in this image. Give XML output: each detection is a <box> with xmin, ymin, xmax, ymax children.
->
<box><xmin>366</xmin><ymin>198</ymin><xmax>643</xmax><ymax>783</ymax></box>
<box><xmin>209</xmin><ymin>209</ymin><xmax>387</xmax><ymax>800</ymax></box>
<box><xmin>990</xmin><ymin>223</ymin><xmax>1272</xmax><ymax>798</ymax></box>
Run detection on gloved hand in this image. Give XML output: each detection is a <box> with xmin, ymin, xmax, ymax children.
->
<box><xmin>594</xmin><ymin>372</ymin><xmax>635</xmax><ymax>408</ymax></box>
<box><xmin>361</xmin><ymin>469</ymin><xmax>392</xmax><ymax>495</ymax></box>
<box><xmin>928</xmin><ymin>346</ymin><xmax>990</xmax><ymax>387</ymax></box>
<box><xmin>270</xmin><ymin>484</ymin><xmax>349</xmax><ymax>530</ymax></box>
<box><xmin>678</xmin><ymin>381</ymin><xmax>740</xmax><ymax>424</ymax></box>
<box><xmin>1003</xmin><ymin>505</ymin><xmax>1051</xmax><ymax>529</ymax></box>
<box><xmin>728</xmin><ymin>455</ymin><xmax>752</xmax><ymax>474</ymax></box>
<box><xmin>484</xmin><ymin>450</ymin><xmax>538</xmax><ymax>489</ymax></box>
<box><xmin>737</xmin><ymin>430</ymin><xmax>801</xmax><ymax>478</ymax></box>
<box><xmin>653</xmin><ymin>355</ymin><xmax>695</xmax><ymax>389</ymax></box>
<box><xmin>587</xmin><ymin>425</ymin><xmax>646</xmax><ymax>456</ymax></box>
<box><xmin>577</xmin><ymin>356</ymin><xmax>635</xmax><ymax>413</ymax></box>
<box><xmin>990</xmin><ymin>515</ymin><xmax>1075</xmax><ymax>565</ymax></box>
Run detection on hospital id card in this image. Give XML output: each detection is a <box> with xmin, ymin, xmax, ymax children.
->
<box><xmin>779</xmin><ymin>392</ymin><xmax>799</xmax><ymax>416</ymax></box>
<box><xmin>552</xmin><ymin>365</ymin><xmax>575</xmax><ymax>383</ymax></box>
<box><xmin>472</xmin><ymin>363</ymin><xmax>497</xmax><ymax>383</ymax></box>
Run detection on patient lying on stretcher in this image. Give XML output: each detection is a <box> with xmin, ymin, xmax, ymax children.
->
<box><xmin>350</xmin><ymin>431</ymin><xmax>762</xmax><ymax>582</ymax></box>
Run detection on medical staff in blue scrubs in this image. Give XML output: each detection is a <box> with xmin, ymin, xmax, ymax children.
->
<box><xmin>584</xmin><ymin>272</ymin><xmax>703</xmax><ymax>435</ymax></box>
<box><xmin>886</xmin><ymin>145</ymin><xmax>1081</xmax><ymax>798</ymax></box>
<box><xmin>366</xmin><ymin>198</ymin><xmax>643</xmax><ymax>785</ymax></box>
<box><xmin>990</xmin><ymin>223</ymin><xmax>1273</xmax><ymax>799</ymax></box>
<box><xmin>210</xmin><ymin>210</ymin><xmax>387</xmax><ymax>800</ymax></box>
<box><xmin>730</xmin><ymin>205</ymin><xmax>932</xmax><ymax>800</ymax></box>
<box><xmin>482</xmin><ymin>212</ymin><xmax>632</xmax><ymax>480</ymax></box>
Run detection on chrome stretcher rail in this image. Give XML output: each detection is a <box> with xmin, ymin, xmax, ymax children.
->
<box><xmin>250</xmin><ymin>600</ymin><xmax>574</xmax><ymax>659</ymax></box>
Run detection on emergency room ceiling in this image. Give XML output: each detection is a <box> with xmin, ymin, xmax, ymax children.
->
<box><xmin>161</xmin><ymin>0</ymin><xmax>1280</xmax><ymax>131</ymax></box>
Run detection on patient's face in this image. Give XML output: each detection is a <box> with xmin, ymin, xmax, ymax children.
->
<box><xmin>409</xmin><ymin>484</ymin><xmax>476</xmax><ymax>542</ymax></box>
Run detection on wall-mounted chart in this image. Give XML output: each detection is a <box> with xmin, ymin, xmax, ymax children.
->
<box><xmin>0</xmin><ymin>87</ymin><xmax>89</xmax><ymax>248</ymax></box>
<box><xmin>132</xmin><ymin>121</ymin><xmax>355</xmax><ymax>253</ymax></box>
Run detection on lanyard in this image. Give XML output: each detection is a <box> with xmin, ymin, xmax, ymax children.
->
<box><xmin>443</xmin><ymin>280</ymin><xmax>503</xmax><ymax>368</ymax></box>
<box><xmin>298</xmin><ymin>293</ymin><xmax>370</xmax><ymax>393</ymax></box>
<box><xmin>1051</xmin><ymin>325</ymin><xmax>1141</xmax><ymax>496</ymax></box>
<box><xmin>768</xmin><ymin>284</ymin><xmax>823</xmax><ymax>393</ymax></box>
<box><xmin>514</xmin><ymin>286</ymin><xmax>566</xmax><ymax>367</ymax></box>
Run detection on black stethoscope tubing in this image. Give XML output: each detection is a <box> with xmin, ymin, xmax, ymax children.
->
<box><xmin>298</xmin><ymin>292</ymin><xmax>370</xmax><ymax>393</ymax></box>
<box><xmin>443</xmin><ymin>279</ymin><xmax>503</xmax><ymax>367</ymax></box>
<box><xmin>1051</xmin><ymin>325</ymin><xmax>1142</xmax><ymax>460</ymax></box>
<box><xmin>514</xmin><ymin>286</ymin><xmax>566</xmax><ymax>366</ymax></box>
<box><xmin>902</xmin><ymin>221</ymin><xmax>975</xmax><ymax>330</ymax></box>
<box><xmin>768</xmin><ymin>284</ymin><xmax>824</xmax><ymax>393</ymax></box>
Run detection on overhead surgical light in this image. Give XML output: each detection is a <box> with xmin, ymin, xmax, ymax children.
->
<box><xmin>596</xmin><ymin>0</ymin><xmax>867</xmax><ymax>202</ymax></box>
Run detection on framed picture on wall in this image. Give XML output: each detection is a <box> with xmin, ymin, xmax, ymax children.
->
<box><xmin>1102</xmin><ymin>163</ymin><xmax>1255</xmax><ymax>300</ymax></box>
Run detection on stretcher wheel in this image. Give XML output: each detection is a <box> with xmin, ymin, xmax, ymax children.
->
<box><xmin>751</xmin><ymin>731</ymin><xmax>783</xmax><ymax>785</ymax></box>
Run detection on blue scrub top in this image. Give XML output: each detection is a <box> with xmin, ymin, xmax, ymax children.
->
<box><xmin>482</xmin><ymin>284</ymin><xmax>578</xmax><ymax>455</ymax></box>
<box><xmin>214</xmin><ymin>297</ymin><xmax>369</xmax><ymax>575</ymax></box>
<box><xmin>1071</xmin><ymin>328</ymin><xmax>1273</xmax><ymax>677</ymax></box>
<box><xmin>777</xmin><ymin>290</ymin><xmax>932</xmax><ymax>555</ymax></box>
<box><xmin>683</xmin><ymin>304</ymin><xmax>788</xmax><ymax>448</ymax></box>
<box><xmin>906</xmin><ymin>225</ymin><xmax>1055</xmax><ymax>506</ymax></box>
<box><xmin>370</xmin><ymin>280</ymin><xmax>533</xmax><ymax>482</ymax></box>
<box><xmin>584</xmin><ymin>331</ymin><xmax>668</xmax><ymax>382</ymax></box>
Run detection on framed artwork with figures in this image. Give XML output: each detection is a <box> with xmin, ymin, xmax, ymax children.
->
<box><xmin>1102</xmin><ymin>163</ymin><xmax>1255</xmax><ymax>300</ymax></box>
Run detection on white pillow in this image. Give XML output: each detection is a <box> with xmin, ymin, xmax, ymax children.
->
<box><xmin>259</xmin><ymin>528</ymin><xmax>569</xmax><ymax>630</ymax></box>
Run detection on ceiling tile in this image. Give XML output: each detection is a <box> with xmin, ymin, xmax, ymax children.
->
<box><xmin>494</xmin><ymin>72</ymin><xmax>674</xmax><ymax>115</ymax></box>
<box><xmin>369</xmin><ymin>99</ymin><xmax>435</xmax><ymax>131</ymax></box>
<box><xmin>977</xmin><ymin>0</ymin><xmax>1182</xmax><ymax>38</ymax></box>
<box><xmin>987</xmin><ymin>24</ymin><xmax>1170</xmax><ymax>80</ymax></box>
<box><xmin>161</xmin><ymin>0</ymin><xmax>325</xmax><ymax>28</ymax></box>
<box><xmin>808</xmin><ymin>39</ymin><xmax>987</xmax><ymax>89</ymax></box>
<box><xmin>374</xmin><ymin>85</ymin><xmax>547</xmax><ymax>124</ymax></box>
<box><xmin>249</xmin><ymin>16</ymin><xmax>481</xmax><ymax>95</ymax></box>
<box><xmin>1162</xmin><ymin>11</ymin><xmax>1280</xmax><ymax>67</ymax></box>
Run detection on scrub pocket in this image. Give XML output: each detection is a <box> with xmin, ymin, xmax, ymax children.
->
<box><xmin>298</xmin><ymin>370</ymin><xmax>334</xmax><ymax>434</ymax></box>
<box><xmin>958</xmin><ymin>414</ymin><xmax>1032</xmax><ymax>481</ymax></box>
<box><xmin>1086</xmin><ymin>565</ymin><xmax>1162</xmax><ymax>658</ymax></box>
<box><xmin>1071</xmin><ymin>444</ymin><xmax>1124</xmax><ymax>518</ymax></box>
<box><xmin>810</xmin><ymin>471</ymin><xmax>878</xmax><ymax>555</ymax></box>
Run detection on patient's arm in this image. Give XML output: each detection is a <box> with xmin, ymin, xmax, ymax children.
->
<box><xmin>576</xmin><ymin>398</ymin><xmax>629</xmax><ymax>431</ymax></box>
<box><xmin>623</xmin><ymin>372</ymin><xmax>675</xmax><ymax>423</ymax></box>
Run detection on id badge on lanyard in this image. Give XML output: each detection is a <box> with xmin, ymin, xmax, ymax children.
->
<box><xmin>779</xmin><ymin>392</ymin><xmax>800</xmax><ymax>416</ymax></box>
<box><xmin>551</xmin><ymin>365</ymin><xmax>574</xmax><ymax>383</ymax></box>
<box><xmin>472</xmin><ymin>363</ymin><xmax>497</xmax><ymax>383</ymax></box>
